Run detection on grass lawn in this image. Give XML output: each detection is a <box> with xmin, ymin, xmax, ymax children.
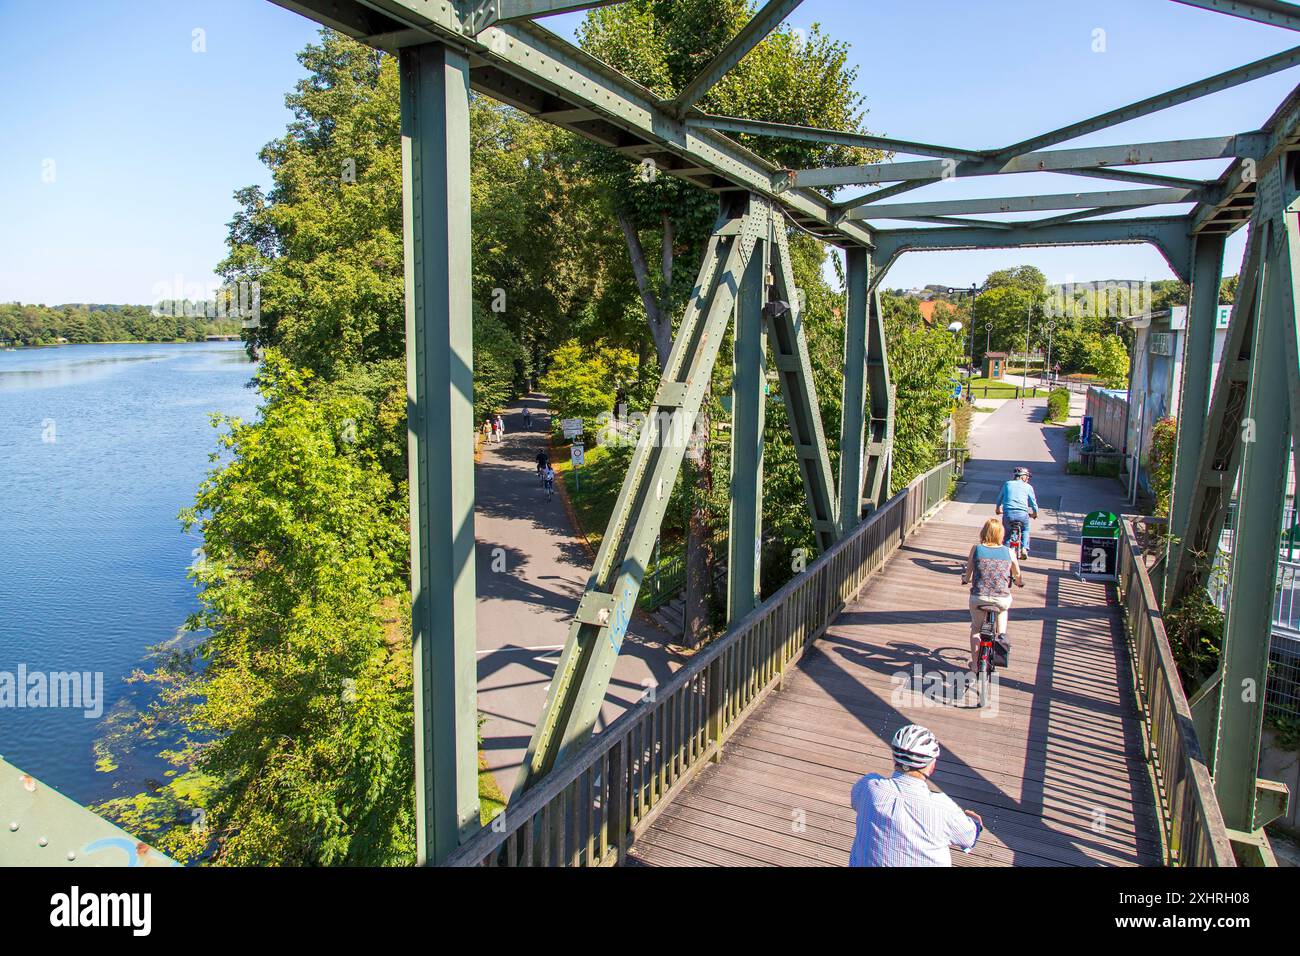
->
<box><xmin>966</xmin><ymin>377</ymin><xmax>1046</xmax><ymax>398</ymax></box>
<box><xmin>479</xmin><ymin>752</ymin><xmax>506</xmax><ymax>825</ymax></box>
<box><xmin>553</xmin><ymin>441</ymin><xmax>628</xmax><ymax>550</ymax></box>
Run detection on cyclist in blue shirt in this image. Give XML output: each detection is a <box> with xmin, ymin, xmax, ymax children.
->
<box><xmin>995</xmin><ymin>466</ymin><xmax>1038</xmax><ymax>560</ymax></box>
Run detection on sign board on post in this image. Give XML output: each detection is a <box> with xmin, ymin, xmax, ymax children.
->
<box><xmin>570</xmin><ymin>442</ymin><xmax>584</xmax><ymax>493</ymax></box>
<box><xmin>1081</xmin><ymin>414</ymin><xmax>1094</xmax><ymax>446</ymax></box>
<box><xmin>561</xmin><ymin>418</ymin><xmax>583</xmax><ymax>440</ymax></box>
<box><xmin>1079</xmin><ymin>510</ymin><xmax>1120</xmax><ymax>581</ymax></box>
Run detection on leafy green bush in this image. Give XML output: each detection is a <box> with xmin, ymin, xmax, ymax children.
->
<box><xmin>1046</xmin><ymin>387</ymin><xmax>1070</xmax><ymax>423</ymax></box>
<box><xmin>1164</xmin><ymin>591</ymin><xmax>1223</xmax><ymax>690</ymax></box>
<box><xmin>1148</xmin><ymin>417</ymin><xmax>1177</xmax><ymax>517</ymax></box>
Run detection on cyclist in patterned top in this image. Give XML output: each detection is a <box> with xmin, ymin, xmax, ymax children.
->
<box><xmin>960</xmin><ymin>517</ymin><xmax>1023</xmax><ymax>671</ymax></box>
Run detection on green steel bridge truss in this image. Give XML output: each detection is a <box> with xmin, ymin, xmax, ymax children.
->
<box><xmin>269</xmin><ymin>0</ymin><xmax>1300</xmax><ymax>865</ymax></box>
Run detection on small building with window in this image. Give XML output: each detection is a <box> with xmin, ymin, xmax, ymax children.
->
<box><xmin>983</xmin><ymin>351</ymin><xmax>1009</xmax><ymax>380</ymax></box>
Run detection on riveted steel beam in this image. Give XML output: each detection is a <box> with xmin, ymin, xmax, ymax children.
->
<box><xmin>850</xmin><ymin>186</ymin><xmax>1201</xmax><ymax>221</ymax></box>
<box><xmin>513</xmin><ymin>196</ymin><xmax>769</xmax><ymax>797</ymax></box>
<box><xmin>460</xmin><ymin>0</ymin><xmax>630</xmax><ymax>34</ymax></box>
<box><xmin>400</xmin><ymin>42</ymin><xmax>481</xmax><ymax>865</ymax></box>
<box><xmin>1172</xmin><ymin>0</ymin><xmax>1300</xmax><ymax>31</ymax></box>
<box><xmin>992</xmin><ymin>44</ymin><xmax>1300</xmax><ymax>160</ymax></box>
<box><xmin>792</xmin><ymin>135</ymin><xmax>1260</xmax><ymax>188</ymax></box>
<box><xmin>669</xmin><ymin>0</ymin><xmax>803</xmax><ymax>116</ymax></box>
<box><xmin>868</xmin><ymin>217</ymin><xmax>1197</xmax><ymax>287</ymax></box>
<box><xmin>691</xmin><ymin>114</ymin><xmax>984</xmax><ymax>164</ymax></box>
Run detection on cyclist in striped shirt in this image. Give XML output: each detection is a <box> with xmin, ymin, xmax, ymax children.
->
<box><xmin>849</xmin><ymin>725</ymin><xmax>983</xmax><ymax>866</ymax></box>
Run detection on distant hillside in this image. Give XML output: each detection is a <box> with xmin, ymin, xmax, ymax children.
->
<box><xmin>0</xmin><ymin>302</ymin><xmax>243</xmax><ymax>347</ymax></box>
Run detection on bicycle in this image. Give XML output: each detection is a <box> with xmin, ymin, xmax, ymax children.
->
<box><xmin>1005</xmin><ymin>516</ymin><xmax>1028</xmax><ymax>561</ymax></box>
<box><xmin>972</xmin><ymin>591</ymin><xmax>1019</xmax><ymax>708</ymax></box>
<box><xmin>543</xmin><ymin>471</ymin><xmax>555</xmax><ymax>499</ymax></box>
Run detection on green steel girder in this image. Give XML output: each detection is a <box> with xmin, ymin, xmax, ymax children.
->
<box><xmin>862</xmin><ymin>286</ymin><xmax>894</xmax><ymax>511</ymax></box>
<box><xmin>1164</xmin><ymin>231</ymin><xmax>1227</xmax><ymax>602</ymax></box>
<box><xmin>789</xmin><ymin>135</ymin><xmax>1263</xmax><ymax>188</ymax></box>
<box><xmin>693</xmin><ymin>114</ymin><xmax>984</xmax><ymax>164</ymax></box>
<box><xmin>270</xmin><ymin>0</ymin><xmax>876</xmax><ymax>248</ymax></box>
<box><xmin>867</xmin><ymin>216</ymin><xmax>1197</xmax><ymax>286</ymax></box>
<box><xmin>1209</xmin><ymin>192</ymin><xmax>1297</xmax><ymax>837</ymax></box>
<box><xmin>1167</xmin><ymin>222</ymin><xmax>1264</xmax><ymax>611</ymax></box>
<box><xmin>669</xmin><ymin>0</ymin><xmax>804</xmax><ymax>117</ymax></box>
<box><xmin>991</xmin><ymin>44</ymin><xmax>1300</xmax><ymax>161</ymax></box>
<box><xmin>838</xmin><ymin>247</ymin><xmax>870</xmax><ymax>534</ymax></box>
<box><xmin>459</xmin><ymin>0</ymin><xmax>630</xmax><ymax>34</ymax></box>
<box><xmin>766</xmin><ymin>214</ymin><xmax>839</xmax><ymax>550</ymax></box>
<box><xmin>727</xmin><ymin>225</ymin><xmax>768</xmax><ymax>622</ymax></box>
<box><xmin>1173</xmin><ymin>0</ymin><xmax>1300</xmax><ymax>31</ymax></box>
<box><xmin>400</xmin><ymin>42</ymin><xmax>482</xmax><ymax>864</ymax></box>
<box><xmin>513</xmin><ymin>196</ymin><xmax>768</xmax><ymax>797</ymax></box>
<box><xmin>850</xmin><ymin>186</ymin><xmax>1201</xmax><ymax>222</ymax></box>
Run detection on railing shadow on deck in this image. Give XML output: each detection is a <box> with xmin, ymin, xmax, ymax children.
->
<box><xmin>1117</xmin><ymin>518</ymin><xmax>1235</xmax><ymax>867</ymax></box>
<box><xmin>442</xmin><ymin>460</ymin><xmax>956</xmax><ymax>866</ymax></box>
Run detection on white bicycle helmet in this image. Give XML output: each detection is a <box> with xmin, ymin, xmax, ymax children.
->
<box><xmin>891</xmin><ymin>724</ymin><xmax>940</xmax><ymax>769</ymax></box>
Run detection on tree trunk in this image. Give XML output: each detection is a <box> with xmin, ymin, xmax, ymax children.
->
<box><xmin>615</xmin><ymin>205</ymin><xmax>712</xmax><ymax>647</ymax></box>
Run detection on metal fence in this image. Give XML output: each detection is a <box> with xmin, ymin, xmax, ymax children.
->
<box><xmin>443</xmin><ymin>458</ymin><xmax>955</xmax><ymax>867</ymax></box>
<box><xmin>1117</xmin><ymin>519</ymin><xmax>1236</xmax><ymax>867</ymax></box>
<box><xmin>1206</xmin><ymin>552</ymin><xmax>1300</xmax><ymax>723</ymax></box>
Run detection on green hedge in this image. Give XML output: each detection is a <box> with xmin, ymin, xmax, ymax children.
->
<box><xmin>1046</xmin><ymin>387</ymin><xmax>1070</xmax><ymax>423</ymax></box>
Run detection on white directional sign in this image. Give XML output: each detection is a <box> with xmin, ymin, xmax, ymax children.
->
<box><xmin>561</xmin><ymin>418</ymin><xmax>583</xmax><ymax>439</ymax></box>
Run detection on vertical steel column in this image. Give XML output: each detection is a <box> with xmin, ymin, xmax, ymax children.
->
<box><xmin>863</xmin><ymin>286</ymin><xmax>894</xmax><ymax>508</ymax></box>
<box><xmin>766</xmin><ymin>224</ymin><xmax>837</xmax><ymax>551</ymax></box>
<box><xmin>1213</xmin><ymin>208</ymin><xmax>1291</xmax><ymax>840</ymax></box>
<box><xmin>838</xmin><ymin>248</ymin><xmax>869</xmax><ymax>534</ymax></box>
<box><xmin>399</xmin><ymin>43</ymin><xmax>480</xmax><ymax>865</ymax></box>
<box><xmin>1165</xmin><ymin>232</ymin><xmax>1226</xmax><ymax>602</ymax></box>
<box><xmin>727</xmin><ymin>225</ymin><xmax>768</xmax><ymax>621</ymax></box>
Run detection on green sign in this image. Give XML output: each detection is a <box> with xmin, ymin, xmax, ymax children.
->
<box><xmin>1082</xmin><ymin>510</ymin><xmax>1120</xmax><ymax>539</ymax></box>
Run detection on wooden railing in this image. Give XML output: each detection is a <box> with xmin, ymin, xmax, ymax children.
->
<box><xmin>444</xmin><ymin>459</ymin><xmax>955</xmax><ymax>866</ymax></box>
<box><xmin>1116</xmin><ymin>519</ymin><xmax>1236</xmax><ymax>867</ymax></box>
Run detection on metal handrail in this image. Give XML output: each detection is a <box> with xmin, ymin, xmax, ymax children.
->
<box><xmin>1116</xmin><ymin>518</ymin><xmax>1235</xmax><ymax>867</ymax></box>
<box><xmin>444</xmin><ymin>459</ymin><xmax>955</xmax><ymax>866</ymax></box>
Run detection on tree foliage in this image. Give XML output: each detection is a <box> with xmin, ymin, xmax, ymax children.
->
<box><xmin>106</xmin><ymin>353</ymin><xmax>414</xmax><ymax>865</ymax></box>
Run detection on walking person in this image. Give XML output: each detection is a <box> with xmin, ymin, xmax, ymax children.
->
<box><xmin>482</xmin><ymin>418</ymin><xmax>493</xmax><ymax>444</ymax></box>
<box><xmin>523</xmin><ymin>406</ymin><xmax>532</xmax><ymax>430</ymax></box>
<box><xmin>849</xmin><ymin>724</ymin><xmax>983</xmax><ymax>867</ymax></box>
<box><xmin>495</xmin><ymin>413</ymin><xmax>505</xmax><ymax>442</ymax></box>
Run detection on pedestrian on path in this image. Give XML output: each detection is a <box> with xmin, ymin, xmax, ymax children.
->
<box><xmin>495</xmin><ymin>414</ymin><xmax>505</xmax><ymax>442</ymax></box>
<box><xmin>523</xmin><ymin>406</ymin><xmax>532</xmax><ymax>430</ymax></box>
<box><xmin>849</xmin><ymin>724</ymin><xmax>982</xmax><ymax>866</ymax></box>
<box><xmin>482</xmin><ymin>418</ymin><xmax>493</xmax><ymax>443</ymax></box>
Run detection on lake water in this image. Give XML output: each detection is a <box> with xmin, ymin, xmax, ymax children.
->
<box><xmin>0</xmin><ymin>341</ymin><xmax>257</xmax><ymax>806</ymax></box>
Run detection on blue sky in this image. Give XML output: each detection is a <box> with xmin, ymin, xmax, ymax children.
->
<box><xmin>1</xmin><ymin>0</ymin><xmax>1295</xmax><ymax>304</ymax></box>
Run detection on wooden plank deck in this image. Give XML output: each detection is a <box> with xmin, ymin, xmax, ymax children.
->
<box><xmin>627</xmin><ymin>507</ymin><xmax>1162</xmax><ymax>867</ymax></box>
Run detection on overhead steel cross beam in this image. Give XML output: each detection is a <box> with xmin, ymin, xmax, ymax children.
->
<box><xmin>848</xmin><ymin>186</ymin><xmax>1201</xmax><ymax>221</ymax></box>
<box><xmin>270</xmin><ymin>0</ymin><xmax>877</xmax><ymax>248</ymax></box>
<box><xmin>461</xmin><ymin>1</ymin><xmax>630</xmax><ymax>34</ymax></box>
<box><xmin>868</xmin><ymin>216</ymin><xmax>1197</xmax><ymax>286</ymax></box>
<box><xmin>1173</xmin><ymin>0</ymin><xmax>1300</xmax><ymax>31</ymax></box>
<box><xmin>992</xmin><ymin>44</ymin><xmax>1300</xmax><ymax>160</ymax></box>
<box><xmin>668</xmin><ymin>0</ymin><xmax>803</xmax><ymax>117</ymax></box>
<box><xmin>789</xmin><ymin>135</ymin><xmax>1265</xmax><ymax>188</ymax></box>
<box><xmin>690</xmin><ymin>114</ymin><xmax>984</xmax><ymax>163</ymax></box>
